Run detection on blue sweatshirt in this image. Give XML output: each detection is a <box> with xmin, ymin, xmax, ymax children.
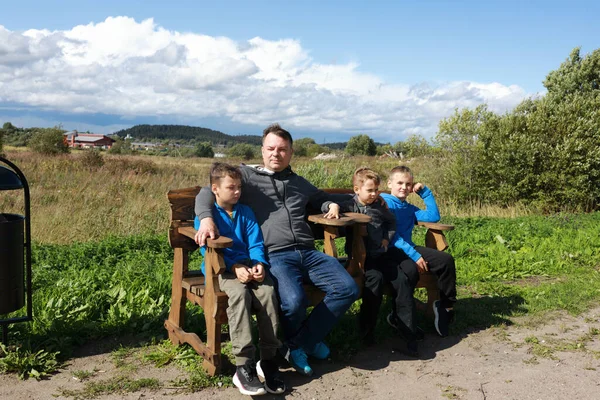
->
<box><xmin>194</xmin><ymin>202</ymin><xmax>268</xmax><ymax>274</ymax></box>
<box><xmin>381</xmin><ymin>186</ymin><xmax>440</xmax><ymax>262</ymax></box>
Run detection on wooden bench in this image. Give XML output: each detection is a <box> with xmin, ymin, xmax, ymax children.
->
<box><xmin>164</xmin><ymin>186</ymin><xmax>453</xmax><ymax>376</ymax></box>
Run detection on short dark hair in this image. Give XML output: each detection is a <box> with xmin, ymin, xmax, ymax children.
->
<box><xmin>389</xmin><ymin>165</ymin><xmax>414</xmax><ymax>179</ymax></box>
<box><xmin>262</xmin><ymin>123</ymin><xmax>293</xmax><ymax>146</ymax></box>
<box><xmin>210</xmin><ymin>162</ymin><xmax>242</xmax><ymax>185</ymax></box>
<box><xmin>353</xmin><ymin>167</ymin><xmax>381</xmax><ymax>187</ymax></box>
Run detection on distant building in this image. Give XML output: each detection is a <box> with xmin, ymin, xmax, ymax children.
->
<box><xmin>64</xmin><ymin>131</ymin><xmax>115</xmax><ymax>149</ymax></box>
<box><xmin>131</xmin><ymin>142</ymin><xmax>159</xmax><ymax>151</ymax></box>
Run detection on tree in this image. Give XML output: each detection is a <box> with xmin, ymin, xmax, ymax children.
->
<box><xmin>400</xmin><ymin>135</ymin><xmax>433</xmax><ymax>158</ymax></box>
<box><xmin>28</xmin><ymin>127</ymin><xmax>69</xmax><ymax>155</ymax></box>
<box><xmin>228</xmin><ymin>143</ymin><xmax>256</xmax><ymax>160</ymax></box>
<box><xmin>293</xmin><ymin>137</ymin><xmax>316</xmax><ymax>157</ymax></box>
<box><xmin>108</xmin><ymin>137</ymin><xmax>133</xmax><ymax>155</ymax></box>
<box><xmin>195</xmin><ymin>142</ymin><xmax>214</xmax><ymax>158</ymax></box>
<box><xmin>345</xmin><ymin>134</ymin><xmax>377</xmax><ymax>156</ymax></box>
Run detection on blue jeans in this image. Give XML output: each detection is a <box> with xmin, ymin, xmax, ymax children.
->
<box><xmin>268</xmin><ymin>247</ymin><xmax>360</xmax><ymax>351</ymax></box>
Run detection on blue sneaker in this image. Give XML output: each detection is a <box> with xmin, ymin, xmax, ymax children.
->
<box><xmin>288</xmin><ymin>348</ymin><xmax>313</xmax><ymax>376</ymax></box>
<box><xmin>305</xmin><ymin>341</ymin><xmax>330</xmax><ymax>360</ymax></box>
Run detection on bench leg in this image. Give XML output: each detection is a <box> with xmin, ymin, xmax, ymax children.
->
<box><xmin>165</xmin><ymin>248</ymin><xmax>187</xmax><ymax>344</ymax></box>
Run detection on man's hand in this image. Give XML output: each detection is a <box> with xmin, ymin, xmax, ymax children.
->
<box><xmin>415</xmin><ymin>257</ymin><xmax>429</xmax><ymax>273</ymax></box>
<box><xmin>251</xmin><ymin>263</ymin><xmax>265</xmax><ymax>282</ymax></box>
<box><xmin>194</xmin><ymin>218</ymin><xmax>219</xmax><ymax>246</ymax></box>
<box><xmin>412</xmin><ymin>183</ymin><xmax>424</xmax><ymax>194</ymax></box>
<box><xmin>234</xmin><ymin>264</ymin><xmax>253</xmax><ymax>283</ymax></box>
<box><xmin>323</xmin><ymin>203</ymin><xmax>341</xmax><ymax>219</ymax></box>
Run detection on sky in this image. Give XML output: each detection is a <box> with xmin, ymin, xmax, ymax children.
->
<box><xmin>0</xmin><ymin>0</ymin><xmax>598</xmax><ymax>143</ymax></box>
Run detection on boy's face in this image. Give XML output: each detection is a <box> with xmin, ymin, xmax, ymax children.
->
<box><xmin>388</xmin><ymin>172</ymin><xmax>413</xmax><ymax>201</ymax></box>
<box><xmin>212</xmin><ymin>176</ymin><xmax>242</xmax><ymax>209</ymax></box>
<box><xmin>354</xmin><ymin>178</ymin><xmax>379</xmax><ymax>205</ymax></box>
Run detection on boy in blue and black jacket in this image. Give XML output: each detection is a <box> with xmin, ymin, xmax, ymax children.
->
<box><xmin>381</xmin><ymin>165</ymin><xmax>457</xmax><ymax>338</ymax></box>
<box><xmin>194</xmin><ymin>162</ymin><xmax>284</xmax><ymax>396</ymax></box>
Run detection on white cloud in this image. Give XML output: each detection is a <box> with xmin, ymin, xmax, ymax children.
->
<box><xmin>0</xmin><ymin>17</ymin><xmax>529</xmax><ymax>141</ymax></box>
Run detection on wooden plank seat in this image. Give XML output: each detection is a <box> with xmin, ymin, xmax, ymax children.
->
<box><xmin>164</xmin><ymin>186</ymin><xmax>454</xmax><ymax>376</ymax></box>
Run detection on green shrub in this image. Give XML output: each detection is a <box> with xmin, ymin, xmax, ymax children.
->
<box><xmin>28</xmin><ymin>127</ymin><xmax>69</xmax><ymax>155</ymax></box>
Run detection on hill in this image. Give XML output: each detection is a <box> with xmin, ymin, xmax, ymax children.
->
<box><xmin>113</xmin><ymin>124</ymin><xmax>262</xmax><ymax>146</ymax></box>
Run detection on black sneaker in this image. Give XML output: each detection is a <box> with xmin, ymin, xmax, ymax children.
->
<box><xmin>233</xmin><ymin>361</ymin><xmax>266</xmax><ymax>396</ymax></box>
<box><xmin>256</xmin><ymin>359</ymin><xmax>286</xmax><ymax>394</ymax></box>
<box><xmin>386</xmin><ymin>312</ymin><xmax>424</xmax><ymax>341</ymax></box>
<box><xmin>433</xmin><ymin>300</ymin><xmax>455</xmax><ymax>337</ymax></box>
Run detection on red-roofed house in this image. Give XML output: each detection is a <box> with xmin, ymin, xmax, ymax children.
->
<box><xmin>63</xmin><ymin>131</ymin><xmax>115</xmax><ymax>149</ymax></box>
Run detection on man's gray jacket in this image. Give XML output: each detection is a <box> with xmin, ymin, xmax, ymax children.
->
<box><xmin>195</xmin><ymin>165</ymin><xmax>344</xmax><ymax>253</ymax></box>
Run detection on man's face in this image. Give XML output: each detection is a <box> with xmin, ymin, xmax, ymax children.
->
<box><xmin>354</xmin><ymin>179</ymin><xmax>379</xmax><ymax>205</ymax></box>
<box><xmin>261</xmin><ymin>133</ymin><xmax>293</xmax><ymax>172</ymax></box>
<box><xmin>388</xmin><ymin>172</ymin><xmax>413</xmax><ymax>201</ymax></box>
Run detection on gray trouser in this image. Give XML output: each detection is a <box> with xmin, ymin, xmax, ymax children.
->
<box><xmin>218</xmin><ymin>273</ymin><xmax>281</xmax><ymax>365</ymax></box>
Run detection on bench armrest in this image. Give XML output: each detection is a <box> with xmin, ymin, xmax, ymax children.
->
<box><xmin>177</xmin><ymin>226</ymin><xmax>233</xmax><ymax>248</ymax></box>
<box><xmin>417</xmin><ymin>221</ymin><xmax>454</xmax><ymax>231</ymax></box>
<box><xmin>416</xmin><ymin>222</ymin><xmax>454</xmax><ymax>251</ymax></box>
<box><xmin>308</xmin><ymin>212</ymin><xmax>372</xmax><ymax>226</ymax></box>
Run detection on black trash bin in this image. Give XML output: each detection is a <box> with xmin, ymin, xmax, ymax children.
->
<box><xmin>0</xmin><ymin>157</ymin><xmax>32</xmax><ymax>344</ymax></box>
<box><xmin>0</xmin><ymin>213</ymin><xmax>25</xmax><ymax>315</ymax></box>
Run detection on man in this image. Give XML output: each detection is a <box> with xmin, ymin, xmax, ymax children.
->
<box><xmin>195</xmin><ymin>123</ymin><xmax>359</xmax><ymax>376</ymax></box>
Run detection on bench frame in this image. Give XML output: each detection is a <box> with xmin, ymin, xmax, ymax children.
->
<box><xmin>164</xmin><ymin>186</ymin><xmax>453</xmax><ymax>376</ymax></box>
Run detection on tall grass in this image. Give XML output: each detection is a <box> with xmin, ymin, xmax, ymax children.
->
<box><xmin>1</xmin><ymin>150</ymin><xmax>539</xmax><ymax>244</ymax></box>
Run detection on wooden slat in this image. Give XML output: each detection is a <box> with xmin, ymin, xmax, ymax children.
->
<box><xmin>168</xmin><ymin>186</ymin><xmax>201</xmax><ymax>222</ymax></box>
<box><xmin>308</xmin><ymin>212</ymin><xmax>371</xmax><ymax>226</ymax></box>
<box><xmin>417</xmin><ymin>221</ymin><xmax>455</xmax><ymax>231</ymax></box>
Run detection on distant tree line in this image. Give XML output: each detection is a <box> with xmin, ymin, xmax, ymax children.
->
<box><xmin>113</xmin><ymin>124</ymin><xmax>263</xmax><ymax>146</ymax></box>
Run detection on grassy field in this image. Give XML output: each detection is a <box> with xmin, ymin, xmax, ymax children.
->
<box><xmin>1</xmin><ymin>149</ymin><xmax>599</xmax><ymax>390</ymax></box>
<box><xmin>1</xmin><ymin>150</ymin><xmax>534</xmax><ymax>245</ymax></box>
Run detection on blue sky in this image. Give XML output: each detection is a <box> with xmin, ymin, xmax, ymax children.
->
<box><xmin>1</xmin><ymin>0</ymin><xmax>598</xmax><ymax>143</ymax></box>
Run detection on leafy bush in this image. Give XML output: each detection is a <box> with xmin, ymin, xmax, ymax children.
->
<box><xmin>434</xmin><ymin>47</ymin><xmax>600</xmax><ymax>211</ymax></box>
<box><xmin>28</xmin><ymin>127</ymin><xmax>69</xmax><ymax>155</ymax></box>
<box><xmin>228</xmin><ymin>143</ymin><xmax>256</xmax><ymax>160</ymax></box>
<box><xmin>194</xmin><ymin>142</ymin><xmax>214</xmax><ymax>158</ymax></box>
<box><xmin>345</xmin><ymin>134</ymin><xmax>376</xmax><ymax>156</ymax></box>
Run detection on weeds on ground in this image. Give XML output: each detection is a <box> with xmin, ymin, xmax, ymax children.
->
<box><xmin>0</xmin><ymin>343</ymin><xmax>60</xmax><ymax>380</ymax></box>
<box><xmin>58</xmin><ymin>376</ymin><xmax>161</xmax><ymax>399</ymax></box>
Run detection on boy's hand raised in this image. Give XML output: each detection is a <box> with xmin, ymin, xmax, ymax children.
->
<box><xmin>412</xmin><ymin>183</ymin><xmax>424</xmax><ymax>194</ymax></box>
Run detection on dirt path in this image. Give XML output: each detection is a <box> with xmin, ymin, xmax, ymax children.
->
<box><xmin>2</xmin><ymin>307</ymin><xmax>600</xmax><ymax>400</ymax></box>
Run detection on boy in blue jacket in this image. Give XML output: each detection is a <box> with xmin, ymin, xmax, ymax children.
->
<box><xmin>194</xmin><ymin>162</ymin><xmax>284</xmax><ymax>396</ymax></box>
<box><xmin>381</xmin><ymin>165</ymin><xmax>457</xmax><ymax>337</ymax></box>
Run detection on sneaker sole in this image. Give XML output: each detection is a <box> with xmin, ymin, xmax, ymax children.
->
<box><xmin>433</xmin><ymin>302</ymin><xmax>447</xmax><ymax>337</ymax></box>
<box><xmin>233</xmin><ymin>372</ymin><xmax>266</xmax><ymax>396</ymax></box>
<box><xmin>386</xmin><ymin>313</ymin><xmax>399</xmax><ymax>330</ymax></box>
<box><xmin>256</xmin><ymin>361</ymin><xmax>286</xmax><ymax>394</ymax></box>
